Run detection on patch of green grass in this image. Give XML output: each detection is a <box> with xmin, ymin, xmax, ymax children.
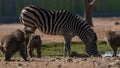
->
<box><xmin>0</xmin><ymin>53</ymin><xmax>3</xmax><ymax>57</ymax></box>
<box><xmin>97</xmin><ymin>41</ymin><xmax>112</xmax><ymax>54</ymax></box>
<box><xmin>71</xmin><ymin>42</ymin><xmax>87</xmax><ymax>55</ymax></box>
<box><xmin>41</xmin><ymin>41</ymin><xmax>112</xmax><ymax>57</ymax></box>
<box><xmin>0</xmin><ymin>41</ymin><xmax>119</xmax><ymax>57</ymax></box>
<box><xmin>42</xmin><ymin>42</ymin><xmax>64</xmax><ymax>57</ymax></box>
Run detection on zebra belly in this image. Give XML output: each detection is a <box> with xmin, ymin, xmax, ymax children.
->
<box><xmin>38</xmin><ymin>27</ymin><xmax>64</xmax><ymax>35</ymax></box>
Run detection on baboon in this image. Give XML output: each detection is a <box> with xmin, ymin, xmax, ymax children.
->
<box><xmin>26</xmin><ymin>34</ymin><xmax>42</xmax><ymax>58</ymax></box>
<box><xmin>105</xmin><ymin>30</ymin><xmax>120</xmax><ymax>57</ymax></box>
<box><xmin>0</xmin><ymin>29</ymin><xmax>28</xmax><ymax>61</ymax></box>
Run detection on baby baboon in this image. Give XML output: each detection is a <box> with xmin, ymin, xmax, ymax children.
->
<box><xmin>0</xmin><ymin>29</ymin><xmax>28</xmax><ymax>61</ymax></box>
<box><xmin>27</xmin><ymin>34</ymin><xmax>42</xmax><ymax>58</ymax></box>
<box><xmin>105</xmin><ymin>31</ymin><xmax>120</xmax><ymax>57</ymax></box>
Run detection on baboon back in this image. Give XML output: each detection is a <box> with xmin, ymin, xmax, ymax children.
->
<box><xmin>27</xmin><ymin>34</ymin><xmax>41</xmax><ymax>58</ymax></box>
<box><xmin>106</xmin><ymin>31</ymin><xmax>120</xmax><ymax>46</ymax></box>
<box><xmin>0</xmin><ymin>29</ymin><xmax>28</xmax><ymax>61</ymax></box>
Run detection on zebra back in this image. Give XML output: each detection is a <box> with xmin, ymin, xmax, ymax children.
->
<box><xmin>20</xmin><ymin>5</ymin><xmax>97</xmax><ymax>42</ymax></box>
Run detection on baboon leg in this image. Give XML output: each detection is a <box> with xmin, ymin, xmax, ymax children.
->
<box><xmin>27</xmin><ymin>48</ymin><xmax>30</xmax><ymax>58</ymax></box>
<box><xmin>27</xmin><ymin>46</ymin><xmax>35</xmax><ymax>58</ymax></box>
<box><xmin>36</xmin><ymin>46</ymin><xmax>41</xmax><ymax>58</ymax></box>
<box><xmin>19</xmin><ymin>50</ymin><xmax>28</xmax><ymax>61</ymax></box>
<box><xmin>29</xmin><ymin>47</ymin><xmax>34</xmax><ymax>57</ymax></box>
<box><xmin>112</xmin><ymin>47</ymin><xmax>118</xmax><ymax>57</ymax></box>
<box><xmin>19</xmin><ymin>44</ymin><xmax>28</xmax><ymax>61</ymax></box>
<box><xmin>26</xmin><ymin>38</ymin><xmax>34</xmax><ymax>58</ymax></box>
<box><xmin>5</xmin><ymin>52</ymin><xmax>14</xmax><ymax>61</ymax></box>
<box><xmin>19</xmin><ymin>51</ymin><xmax>28</xmax><ymax>61</ymax></box>
<box><xmin>0</xmin><ymin>46</ymin><xmax>6</xmax><ymax>55</ymax></box>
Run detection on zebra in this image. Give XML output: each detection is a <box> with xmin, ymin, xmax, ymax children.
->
<box><xmin>19</xmin><ymin>5</ymin><xmax>100</xmax><ymax>57</ymax></box>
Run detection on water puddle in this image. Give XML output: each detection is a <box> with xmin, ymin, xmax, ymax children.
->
<box><xmin>102</xmin><ymin>51</ymin><xmax>120</xmax><ymax>57</ymax></box>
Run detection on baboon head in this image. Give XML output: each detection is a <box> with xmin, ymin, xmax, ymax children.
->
<box><xmin>106</xmin><ymin>31</ymin><xmax>119</xmax><ymax>38</ymax></box>
<box><xmin>12</xmin><ymin>29</ymin><xmax>25</xmax><ymax>42</ymax></box>
<box><xmin>24</xmin><ymin>29</ymin><xmax>34</xmax><ymax>40</ymax></box>
<box><xmin>30</xmin><ymin>34</ymin><xmax>41</xmax><ymax>43</ymax></box>
<box><xmin>107</xmin><ymin>31</ymin><xmax>116</xmax><ymax>36</ymax></box>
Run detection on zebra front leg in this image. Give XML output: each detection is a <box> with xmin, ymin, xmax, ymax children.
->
<box><xmin>64</xmin><ymin>41</ymin><xmax>71</xmax><ymax>57</ymax></box>
<box><xmin>63</xmin><ymin>34</ymin><xmax>72</xmax><ymax>57</ymax></box>
<box><xmin>112</xmin><ymin>47</ymin><xmax>118</xmax><ymax>57</ymax></box>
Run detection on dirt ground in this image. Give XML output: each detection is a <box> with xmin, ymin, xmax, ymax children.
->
<box><xmin>0</xmin><ymin>18</ymin><xmax>120</xmax><ymax>68</ymax></box>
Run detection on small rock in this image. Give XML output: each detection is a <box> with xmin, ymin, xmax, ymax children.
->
<box><xmin>114</xmin><ymin>62</ymin><xmax>120</xmax><ymax>67</ymax></box>
<box><xmin>17</xmin><ymin>59</ymin><xmax>21</xmax><ymax>61</ymax></box>
<box><xmin>17</xmin><ymin>63</ymin><xmax>23</xmax><ymax>68</ymax></box>
<box><xmin>103</xmin><ymin>57</ymin><xmax>111</xmax><ymax>61</ymax></box>
<box><xmin>114</xmin><ymin>21</ymin><xmax>120</xmax><ymax>25</ymax></box>
<box><xmin>56</xmin><ymin>57</ymin><xmax>61</xmax><ymax>60</ymax></box>
<box><xmin>92</xmin><ymin>60</ymin><xmax>97</xmax><ymax>64</ymax></box>
<box><xmin>57</xmin><ymin>64</ymin><xmax>62</xmax><ymax>68</ymax></box>
<box><xmin>67</xmin><ymin>58</ymin><xmax>73</xmax><ymax>63</ymax></box>
<box><xmin>5</xmin><ymin>62</ymin><xmax>9</xmax><ymax>65</ymax></box>
<box><xmin>24</xmin><ymin>64</ymin><xmax>29</xmax><ymax>66</ymax></box>
<box><xmin>108</xmin><ymin>62</ymin><xmax>120</xmax><ymax>67</ymax></box>
<box><xmin>30</xmin><ymin>58</ymin><xmax>35</xmax><ymax>61</ymax></box>
<box><xmin>18</xmin><ymin>63</ymin><xmax>23</xmax><ymax>66</ymax></box>
<box><xmin>82</xmin><ymin>58</ymin><xmax>87</xmax><ymax>61</ymax></box>
<box><xmin>45</xmin><ymin>62</ymin><xmax>49</xmax><ymax>66</ymax></box>
<box><xmin>75</xmin><ymin>61</ymin><xmax>80</xmax><ymax>64</ymax></box>
<box><xmin>50</xmin><ymin>59</ymin><xmax>56</xmax><ymax>62</ymax></box>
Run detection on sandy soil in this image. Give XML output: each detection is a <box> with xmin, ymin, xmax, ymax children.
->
<box><xmin>0</xmin><ymin>18</ymin><xmax>120</xmax><ymax>68</ymax></box>
<box><xmin>0</xmin><ymin>57</ymin><xmax>120</xmax><ymax>68</ymax></box>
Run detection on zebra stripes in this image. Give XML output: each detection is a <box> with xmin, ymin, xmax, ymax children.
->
<box><xmin>20</xmin><ymin>5</ymin><xmax>100</xmax><ymax>56</ymax></box>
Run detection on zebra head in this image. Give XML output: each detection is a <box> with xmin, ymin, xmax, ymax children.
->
<box><xmin>85</xmin><ymin>32</ymin><xmax>100</xmax><ymax>56</ymax></box>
